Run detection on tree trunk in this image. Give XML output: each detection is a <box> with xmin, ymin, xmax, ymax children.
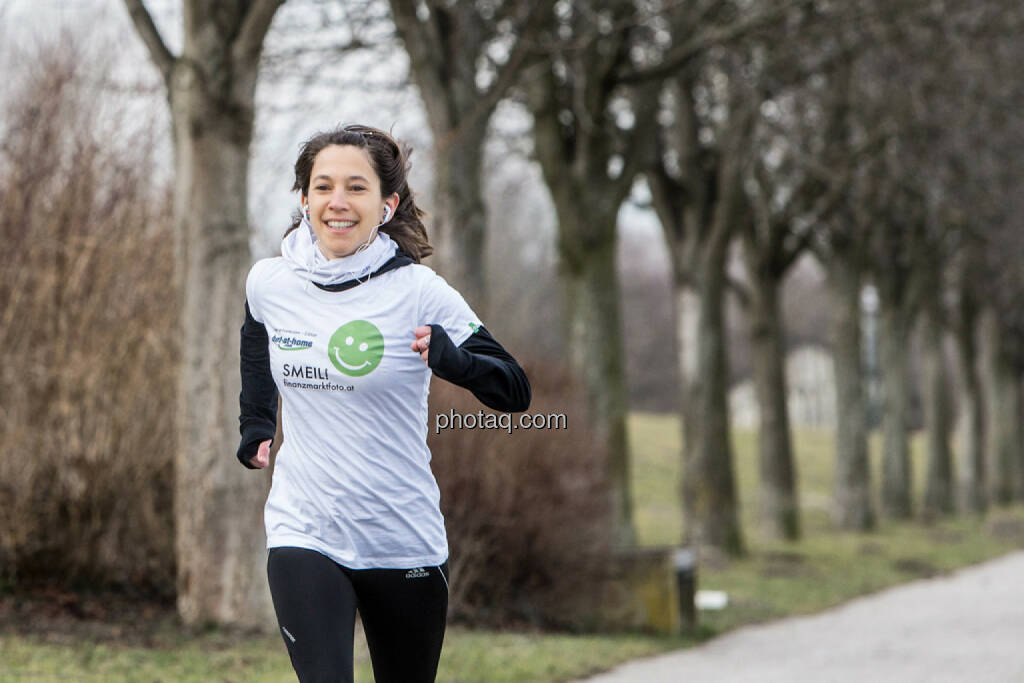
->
<box><xmin>675</xmin><ymin>248</ymin><xmax>744</xmax><ymax>555</ymax></box>
<box><xmin>390</xmin><ymin>0</ymin><xmax>550</xmax><ymax>316</ymax></box>
<box><xmin>979</xmin><ymin>306</ymin><xmax>1023</xmax><ymax>505</ymax></box>
<box><xmin>955</xmin><ymin>346</ymin><xmax>986</xmax><ymax>512</ymax></box>
<box><xmin>168</xmin><ymin>60</ymin><xmax>273</xmax><ymax>629</ymax></box>
<box><xmin>431</xmin><ymin>125</ymin><xmax>489</xmax><ymax>311</ymax></box>
<box><xmin>921</xmin><ymin>301</ymin><xmax>954</xmax><ymax>516</ymax></box>
<box><xmin>748</xmin><ymin>274</ymin><xmax>799</xmax><ymax>540</ymax></box>
<box><xmin>828</xmin><ymin>257</ymin><xmax>874</xmax><ymax>530</ymax></box>
<box><xmin>125</xmin><ymin>0</ymin><xmax>283</xmax><ymax>628</ymax></box>
<box><xmin>389</xmin><ymin>1</ymin><xmax>489</xmax><ymax>309</ymax></box>
<box><xmin>954</xmin><ymin>270</ymin><xmax>986</xmax><ymax>512</ymax></box>
<box><xmin>878</xmin><ymin>296</ymin><xmax>913</xmax><ymax>519</ymax></box>
<box><xmin>561</xmin><ymin>227</ymin><xmax>634</xmax><ymax>548</ymax></box>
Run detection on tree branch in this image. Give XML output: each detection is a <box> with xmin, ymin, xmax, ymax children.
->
<box><xmin>779</xmin><ymin>223</ymin><xmax>818</xmax><ymax>273</ymax></box>
<box><xmin>436</xmin><ymin>0</ymin><xmax>557</xmax><ymax>150</ymax></box>
<box><xmin>617</xmin><ymin>0</ymin><xmax>811</xmax><ymax>84</ymax></box>
<box><xmin>233</xmin><ymin>0</ymin><xmax>286</xmax><ymax>67</ymax></box>
<box><xmin>728</xmin><ymin>273</ymin><xmax>753</xmax><ymax>310</ymax></box>
<box><xmin>122</xmin><ymin>0</ymin><xmax>176</xmax><ymax>85</ymax></box>
<box><xmin>390</xmin><ymin>0</ymin><xmax>445</xmax><ymax>76</ymax></box>
<box><xmin>617</xmin><ymin>82</ymin><xmax>663</xmax><ymax>192</ymax></box>
<box><xmin>481</xmin><ymin>0</ymin><xmax>555</xmax><ymax>108</ymax></box>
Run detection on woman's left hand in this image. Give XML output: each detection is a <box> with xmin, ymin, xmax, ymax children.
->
<box><xmin>411</xmin><ymin>325</ymin><xmax>431</xmax><ymax>364</ymax></box>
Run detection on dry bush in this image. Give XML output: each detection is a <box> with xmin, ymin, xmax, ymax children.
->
<box><xmin>428</xmin><ymin>359</ymin><xmax>615</xmax><ymax>630</ymax></box>
<box><xmin>0</xmin><ymin>35</ymin><xmax>177</xmax><ymax>595</ymax></box>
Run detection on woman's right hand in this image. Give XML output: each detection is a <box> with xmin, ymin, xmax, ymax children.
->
<box><xmin>250</xmin><ymin>439</ymin><xmax>272</xmax><ymax>468</ymax></box>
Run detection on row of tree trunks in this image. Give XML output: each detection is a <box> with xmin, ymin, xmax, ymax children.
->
<box><xmin>978</xmin><ymin>306</ymin><xmax>1024</xmax><ymax>504</ymax></box>
<box><xmin>845</xmin><ymin>262</ymin><xmax>1024</xmax><ymax>520</ymax></box>
<box><xmin>833</xmin><ymin>251</ymin><xmax>1024</xmax><ymax>521</ymax></box>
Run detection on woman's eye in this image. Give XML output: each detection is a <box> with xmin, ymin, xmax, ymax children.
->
<box><xmin>349</xmin><ymin>185</ymin><xmax>366</xmax><ymax>192</ymax></box>
<box><xmin>315</xmin><ymin>184</ymin><xmax>330</xmax><ymax>191</ymax></box>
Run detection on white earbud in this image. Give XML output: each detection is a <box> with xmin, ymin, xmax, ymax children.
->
<box><xmin>382</xmin><ymin>205</ymin><xmax>392</xmax><ymax>223</ymax></box>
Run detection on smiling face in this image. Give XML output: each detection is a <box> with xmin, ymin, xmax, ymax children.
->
<box><xmin>328</xmin><ymin>320</ymin><xmax>385</xmax><ymax>377</ymax></box>
<box><xmin>304</xmin><ymin>144</ymin><xmax>398</xmax><ymax>259</ymax></box>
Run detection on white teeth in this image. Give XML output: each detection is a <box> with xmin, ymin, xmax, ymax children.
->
<box><xmin>326</xmin><ymin>220</ymin><xmax>356</xmax><ymax>229</ymax></box>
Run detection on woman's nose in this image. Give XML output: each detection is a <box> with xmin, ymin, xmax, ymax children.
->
<box><xmin>327</xmin><ymin>191</ymin><xmax>349</xmax><ymax>211</ymax></box>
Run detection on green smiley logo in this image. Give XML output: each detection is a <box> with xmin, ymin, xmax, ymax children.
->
<box><xmin>328</xmin><ymin>320</ymin><xmax>385</xmax><ymax>377</ymax></box>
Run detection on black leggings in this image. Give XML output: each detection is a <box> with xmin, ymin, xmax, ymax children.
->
<box><xmin>267</xmin><ymin>546</ymin><xmax>449</xmax><ymax>683</ymax></box>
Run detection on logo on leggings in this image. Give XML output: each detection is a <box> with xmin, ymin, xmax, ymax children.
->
<box><xmin>405</xmin><ymin>567</ymin><xmax>430</xmax><ymax>579</ymax></box>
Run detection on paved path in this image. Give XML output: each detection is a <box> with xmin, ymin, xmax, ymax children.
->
<box><xmin>580</xmin><ymin>551</ymin><xmax>1024</xmax><ymax>683</ymax></box>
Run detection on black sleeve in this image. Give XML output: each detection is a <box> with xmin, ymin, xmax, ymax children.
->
<box><xmin>427</xmin><ymin>324</ymin><xmax>531</xmax><ymax>412</ymax></box>
<box><xmin>238</xmin><ymin>300</ymin><xmax>278</xmax><ymax>468</ymax></box>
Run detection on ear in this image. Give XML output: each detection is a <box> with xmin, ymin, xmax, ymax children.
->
<box><xmin>384</xmin><ymin>193</ymin><xmax>399</xmax><ymax>216</ymax></box>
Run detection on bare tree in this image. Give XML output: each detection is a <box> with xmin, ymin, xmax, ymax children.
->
<box><xmin>951</xmin><ymin>239</ymin><xmax>986</xmax><ymax>512</ymax></box>
<box><xmin>917</xmin><ymin>202</ymin><xmax>957</xmax><ymax>518</ymax></box>
<box><xmin>869</xmin><ymin>186</ymin><xmax>927</xmax><ymax>519</ymax></box>
<box><xmin>805</xmin><ymin>48</ymin><xmax>877</xmax><ymax>530</ymax></box>
<box><xmin>732</xmin><ymin>3</ymin><xmax>866</xmax><ymax>540</ymax></box>
<box><xmin>646</xmin><ymin>60</ymin><xmax>756</xmax><ymax>555</ymax></box>
<box><xmin>389</xmin><ymin>0</ymin><xmax>553</xmax><ymax>313</ymax></box>
<box><xmin>519</xmin><ymin>0</ymin><xmax>669</xmax><ymax>548</ymax></box>
<box><xmin>123</xmin><ymin>0</ymin><xmax>283</xmax><ymax>627</ymax></box>
<box><xmin>739</xmin><ymin>123</ymin><xmax>838</xmax><ymax>540</ymax></box>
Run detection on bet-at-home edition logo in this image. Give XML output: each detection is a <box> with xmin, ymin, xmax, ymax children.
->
<box><xmin>272</xmin><ymin>334</ymin><xmax>313</xmax><ymax>351</ymax></box>
<box><xmin>328</xmin><ymin>320</ymin><xmax>385</xmax><ymax>377</ymax></box>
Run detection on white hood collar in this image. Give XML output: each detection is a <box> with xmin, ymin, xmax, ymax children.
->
<box><xmin>281</xmin><ymin>223</ymin><xmax>398</xmax><ymax>287</ymax></box>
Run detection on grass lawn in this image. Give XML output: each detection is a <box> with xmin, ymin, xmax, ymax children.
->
<box><xmin>3</xmin><ymin>413</ymin><xmax>1023</xmax><ymax>682</ymax></box>
<box><xmin>0</xmin><ymin>622</ymin><xmax>688</xmax><ymax>682</ymax></box>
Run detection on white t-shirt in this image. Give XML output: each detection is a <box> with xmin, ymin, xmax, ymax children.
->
<box><xmin>246</xmin><ymin>257</ymin><xmax>481</xmax><ymax>569</ymax></box>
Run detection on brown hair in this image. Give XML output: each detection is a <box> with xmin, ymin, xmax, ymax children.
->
<box><xmin>286</xmin><ymin>124</ymin><xmax>432</xmax><ymax>261</ymax></box>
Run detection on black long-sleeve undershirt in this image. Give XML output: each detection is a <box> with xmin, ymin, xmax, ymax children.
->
<box><xmin>426</xmin><ymin>323</ymin><xmax>531</xmax><ymax>413</ymax></box>
<box><xmin>237</xmin><ymin>305</ymin><xmax>531</xmax><ymax>468</ymax></box>
<box><xmin>238</xmin><ymin>301</ymin><xmax>279</xmax><ymax>468</ymax></box>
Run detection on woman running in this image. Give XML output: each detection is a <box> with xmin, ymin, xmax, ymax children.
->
<box><xmin>237</xmin><ymin>124</ymin><xmax>531</xmax><ymax>683</ymax></box>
